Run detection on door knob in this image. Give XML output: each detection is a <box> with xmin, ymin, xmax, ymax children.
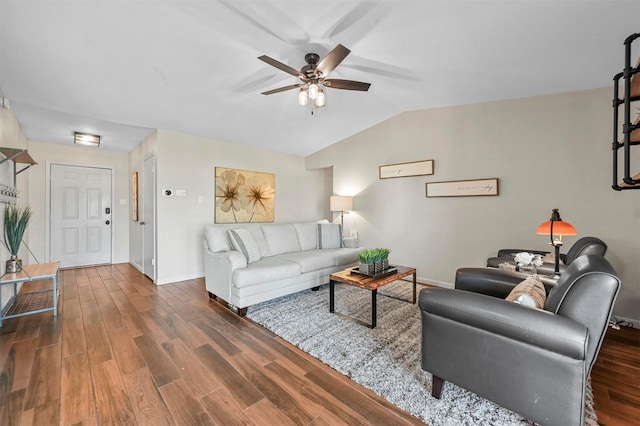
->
<box><xmin>105</xmin><ymin>220</ymin><xmax>110</xmax><ymax>225</ymax></box>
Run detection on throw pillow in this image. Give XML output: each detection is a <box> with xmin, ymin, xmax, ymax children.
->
<box><xmin>293</xmin><ymin>223</ymin><xmax>318</xmax><ymax>251</ymax></box>
<box><xmin>317</xmin><ymin>223</ymin><xmax>342</xmax><ymax>249</ymax></box>
<box><xmin>261</xmin><ymin>224</ymin><xmax>301</xmax><ymax>255</ymax></box>
<box><xmin>228</xmin><ymin>228</ymin><xmax>261</xmax><ymax>263</ymax></box>
<box><xmin>505</xmin><ymin>275</ymin><xmax>546</xmax><ymax>309</ymax></box>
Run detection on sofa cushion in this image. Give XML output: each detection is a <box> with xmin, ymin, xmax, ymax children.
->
<box><xmin>317</xmin><ymin>223</ymin><xmax>342</xmax><ymax>249</ymax></box>
<box><xmin>281</xmin><ymin>251</ymin><xmax>335</xmax><ymax>273</ymax></box>
<box><xmin>293</xmin><ymin>222</ymin><xmax>318</xmax><ymax>251</ymax></box>
<box><xmin>331</xmin><ymin>247</ymin><xmax>362</xmax><ymax>266</ymax></box>
<box><xmin>505</xmin><ymin>275</ymin><xmax>546</xmax><ymax>309</ymax></box>
<box><xmin>262</xmin><ymin>224</ymin><xmax>301</xmax><ymax>255</ymax></box>
<box><xmin>228</xmin><ymin>228</ymin><xmax>261</xmax><ymax>264</ymax></box>
<box><xmin>204</xmin><ymin>225</ymin><xmax>231</xmax><ymax>252</ymax></box>
<box><xmin>233</xmin><ymin>257</ymin><xmax>301</xmax><ymax>288</ymax></box>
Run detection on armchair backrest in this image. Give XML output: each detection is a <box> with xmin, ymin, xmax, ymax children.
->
<box><xmin>564</xmin><ymin>236</ymin><xmax>607</xmax><ymax>264</ymax></box>
<box><xmin>544</xmin><ymin>255</ymin><xmax>620</xmax><ymax>374</ymax></box>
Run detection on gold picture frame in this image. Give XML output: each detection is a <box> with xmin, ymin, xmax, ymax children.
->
<box><xmin>426</xmin><ymin>178</ymin><xmax>499</xmax><ymax>197</ymax></box>
<box><xmin>131</xmin><ymin>172</ymin><xmax>139</xmax><ymax>221</ymax></box>
<box><xmin>215</xmin><ymin>167</ymin><xmax>275</xmax><ymax>223</ymax></box>
<box><xmin>379</xmin><ymin>159</ymin><xmax>434</xmax><ymax>179</ymax></box>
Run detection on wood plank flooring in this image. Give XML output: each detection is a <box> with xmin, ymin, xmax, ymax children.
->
<box><xmin>0</xmin><ymin>263</ymin><xmax>638</xmax><ymax>425</ymax></box>
<box><xmin>591</xmin><ymin>323</ymin><xmax>640</xmax><ymax>426</ymax></box>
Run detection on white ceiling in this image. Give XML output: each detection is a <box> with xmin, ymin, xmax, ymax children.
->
<box><xmin>1</xmin><ymin>1</ymin><xmax>638</xmax><ymax>156</ymax></box>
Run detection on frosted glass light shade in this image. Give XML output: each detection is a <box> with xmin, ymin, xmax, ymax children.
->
<box><xmin>309</xmin><ymin>83</ymin><xmax>318</xmax><ymax>100</ymax></box>
<box><xmin>74</xmin><ymin>132</ymin><xmax>100</xmax><ymax>147</ymax></box>
<box><xmin>298</xmin><ymin>89</ymin><xmax>308</xmax><ymax>106</ymax></box>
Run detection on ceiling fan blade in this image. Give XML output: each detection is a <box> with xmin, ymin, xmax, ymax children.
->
<box><xmin>261</xmin><ymin>83</ymin><xmax>304</xmax><ymax>95</ymax></box>
<box><xmin>323</xmin><ymin>79</ymin><xmax>371</xmax><ymax>91</ymax></box>
<box><xmin>316</xmin><ymin>44</ymin><xmax>350</xmax><ymax>77</ymax></box>
<box><xmin>258</xmin><ymin>55</ymin><xmax>303</xmax><ymax>78</ymax></box>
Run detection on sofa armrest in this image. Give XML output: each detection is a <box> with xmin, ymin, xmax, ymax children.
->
<box><xmin>419</xmin><ymin>288</ymin><xmax>587</xmax><ymax>360</ymax></box>
<box><xmin>203</xmin><ymin>249</ymin><xmax>247</xmax><ymax>301</ymax></box>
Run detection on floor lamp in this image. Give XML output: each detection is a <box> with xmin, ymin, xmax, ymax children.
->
<box><xmin>330</xmin><ymin>196</ymin><xmax>353</xmax><ymax>233</ymax></box>
<box><xmin>536</xmin><ymin>208</ymin><xmax>577</xmax><ymax>275</ymax></box>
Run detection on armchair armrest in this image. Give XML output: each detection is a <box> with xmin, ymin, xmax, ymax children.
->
<box><xmin>419</xmin><ymin>288</ymin><xmax>587</xmax><ymax>360</ymax></box>
<box><xmin>496</xmin><ymin>248</ymin><xmax>550</xmax><ymax>257</ymax></box>
<box><xmin>456</xmin><ymin>267</ymin><xmax>524</xmax><ymax>298</ymax></box>
<box><xmin>456</xmin><ymin>267</ymin><xmax>558</xmax><ymax>297</ymax></box>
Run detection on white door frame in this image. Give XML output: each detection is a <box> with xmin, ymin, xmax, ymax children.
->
<box><xmin>45</xmin><ymin>161</ymin><xmax>116</xmax><ymax>265</ymax></box>
<box><xmin>142</xmin><ymin>154</ymin><xmax>156</xmax><ymax>282</ymax></box>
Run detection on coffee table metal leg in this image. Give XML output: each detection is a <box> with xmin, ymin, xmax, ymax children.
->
<box><xmin>371</xmin><ymin>289</ymin><xmax>377</xmax><ymax>328</ymax></box>
<box><xmin>329</xmin><ymin>280</ymin><xmax>335</xmax><ymax>313</ymax></box>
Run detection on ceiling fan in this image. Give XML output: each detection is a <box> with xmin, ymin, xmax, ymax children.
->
<box><xmin>258</xmin><ymin>44</ymin><xmax>371</xmax><ymax>108</ymax></box>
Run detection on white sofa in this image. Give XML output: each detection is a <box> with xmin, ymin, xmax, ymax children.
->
<box><xmin>203</xmin><ymin>221</ymin><xmax>361</xmax><ymax>315</ymax></box>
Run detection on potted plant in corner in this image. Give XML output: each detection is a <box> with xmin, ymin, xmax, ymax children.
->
<box><xmin>4</xmin><ymin>204</ymin><xmax>32</xmax><ymax>273</ymax></box>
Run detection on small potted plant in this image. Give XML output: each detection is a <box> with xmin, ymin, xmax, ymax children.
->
<box><xmin>358</xmin><ymin>248</ymin><xmax>391</xmax><ymax>275</ymax></box>
<box><xmin>4</xmin><ymin>204</ymin><xmax>32</xmax><ymax>273</ymax></box>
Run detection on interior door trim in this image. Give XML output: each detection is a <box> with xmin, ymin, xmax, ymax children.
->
<box><xmin>45</xmin><ymin>161</ymin><xmax>116</xmax><ymax>265</ymax></box>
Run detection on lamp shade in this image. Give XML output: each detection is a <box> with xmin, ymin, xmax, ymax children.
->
<box><xmin>330</xmin><ymin>195</ymin><xmax>353</xmax><ymax>212</ymax></box>
<box><xmin>536</xmin><ymin>209</ymin><xmax>577</xmax><ymax>236</ymax></box>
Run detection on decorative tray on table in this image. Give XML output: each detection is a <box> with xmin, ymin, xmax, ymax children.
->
<box><xmin>349</xmin><ymin>265</ymin><xmax>398</xmax><ymax>278</ymax></box>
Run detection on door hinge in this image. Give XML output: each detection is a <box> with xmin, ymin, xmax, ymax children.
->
<box><xmin>151</xmin><ymin>258</ymin><xmax>155</xmax><ymax>266</ymax></box>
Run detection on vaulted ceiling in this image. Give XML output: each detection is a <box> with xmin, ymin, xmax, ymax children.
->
<box><xmin>1</xmin><ymin>1</ymin><xmax>638</xmax><ymax>156</ymax></box>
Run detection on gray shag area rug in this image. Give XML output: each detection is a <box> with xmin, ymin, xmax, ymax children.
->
<box><xmin>247</xmin><ymin>281</ymin><xmax>598</xmax><ymax>425</ymax></box>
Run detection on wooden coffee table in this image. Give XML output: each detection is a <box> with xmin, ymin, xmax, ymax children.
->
<box><xmin>329</xmin><ymin>265</ymin><xmax>417</xmax><ymax>328</ymax></box>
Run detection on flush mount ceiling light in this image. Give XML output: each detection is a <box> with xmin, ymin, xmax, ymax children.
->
<box><xmin>74</xmin><ymin>131</ymin><xmax>101</xmax><ymax>147</ymax></box>
<box><xmin>258</xmin><ymin>44</ymin><xmax>371</xmax><ymax>112</ymax></box>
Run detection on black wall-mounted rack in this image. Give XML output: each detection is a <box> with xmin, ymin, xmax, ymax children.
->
<box><xmin>612</xmin><ymin>33</ymin><xmax>640</xmax><ymax>190</ymax></box>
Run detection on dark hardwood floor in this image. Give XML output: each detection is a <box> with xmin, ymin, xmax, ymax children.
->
<box><xmin>591</xmin><ymin>322</ymin><xmax>640</xmax><ymax>426</ymax></box>
<box><xmin>0</xmin><ymin>264</ymin><xmax>638</xmax><ymax>425</ymax></box>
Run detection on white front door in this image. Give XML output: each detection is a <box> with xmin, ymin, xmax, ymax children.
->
<box><xmin>50</xmin><ymin>164</ymin><xmax>112</xmax><ymax>268</ymax></box>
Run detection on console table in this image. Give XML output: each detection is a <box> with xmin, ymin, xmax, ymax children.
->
<box><xmin>0</xmin><ymin>262</ymin><xmax>60</xmax><ymax>327</ymax></box>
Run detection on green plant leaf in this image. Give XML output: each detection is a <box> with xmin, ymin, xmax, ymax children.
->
<box><xmin>4</xmin><ymin>204</ymin><xmax>32</xmax><ymax>256</ymax></box>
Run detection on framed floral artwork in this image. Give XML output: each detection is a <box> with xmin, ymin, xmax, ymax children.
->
<box><xmin>215</xmin><ymin>167</ymin><xmax>275</xmax><ymax>223</ymax></box>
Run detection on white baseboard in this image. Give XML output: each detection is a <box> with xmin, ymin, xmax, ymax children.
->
<box><xmin>418</xmin><ymin>277</ymin><xmax>454</xmax><ymax>289</ymax></box>
<box><xmin>129</xmin><ymin>261</ymin><xmax>143</xmax><ymax>273</ymax></box>
<box><xmin>156</xmin><ymin>273</ymin><xmax>204</xmax><ymax>286</ymax></box>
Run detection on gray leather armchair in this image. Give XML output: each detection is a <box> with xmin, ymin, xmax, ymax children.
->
<box><xmin>486</xmin><ymin>236</ymin><xmax>607</xmax><ymax>275</ymax></box>
<box><xmin>420</xmin><ymin>255</ymin><xmax>620</xmax><ymax>425</ymax></box>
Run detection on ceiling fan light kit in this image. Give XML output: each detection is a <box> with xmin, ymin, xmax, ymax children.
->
<box><xmin>298</xmin><ymin>89</ymin><xmax>308</xmax><ymax>106</ymax></box>
<box><xmin>259</xmin><ymin>44</ymin><xmax>371</xmax><ymax>111</ymax></box>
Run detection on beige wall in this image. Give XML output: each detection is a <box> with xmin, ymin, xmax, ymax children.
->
<box><xmin>147</xmin><ymin>129</ymin><xmax>330</xmax><ymax>285</ymax></box>
<box><xmin>0</xmin><ymin>106</ymin><xmax>30</xmax><ymax>309</ymax></box>
<box><xmin>26</xmin><ymin>140</ymin><xmax>131</xmax><ymax>265</ymax></box>
<box><xmin>307</xmin><ymin>88</ymin><xmax>640</xmax><ymax>323</ymax></box>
